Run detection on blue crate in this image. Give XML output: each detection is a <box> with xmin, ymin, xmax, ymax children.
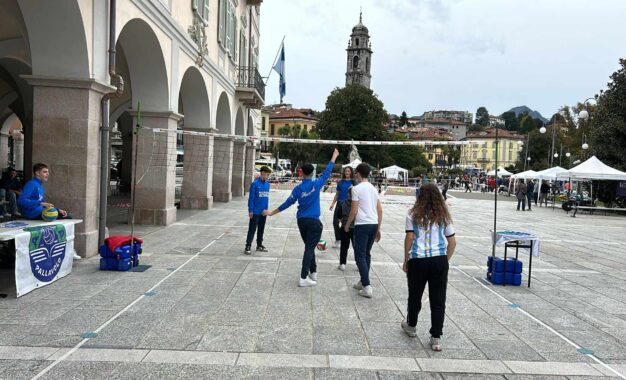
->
<box><xmin>100</xmin><ymin>243</ymin><xmax>142</xmax><ymax>260</ymax></box>
<box><xmin>100</xmin><ymin>257</ymin><xmax>133</xmax><ymax>271</ymax></box>
<box><xmin>488</xmin><ymin>257</ymin><xmax>522</xmax><ymax>274</ymax></box>
<box><xmin>488</xmin><ymin>272</ymin><xmax>522</xmax><ymax>286</ymax></box>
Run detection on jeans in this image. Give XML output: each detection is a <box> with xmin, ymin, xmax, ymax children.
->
<box><xmin>246</xmin><ymin>214</ymin><xmax>267</xmax><ymax>247</ymax></box>
<box><xmin>332</xmin><ymin>204</ymin><xmax>342</xmax><ymax>242</ymax></box>
<box><xmin>406</xmin><ymin>256</ymin><xmax>449</xmax><ymax>338</ymax></box>
<box><xmin>353</xmin><ymin>224</ymin><xmax>378</xmax><ymax>287</ymax></box>
<box><xmin>339</xmin><ymin>227</ymin><xmax>353</xmax><ymax>265</ymax></box>
<box><xmin>297</xmin><ymin>218</ymin><xmax>323</xmax><ymax>279</ymax></box>
<box><xmin>526</xmin><ymin>192</ymin><xmax>533</xmax><ymax>210</ymax></box>
<box><xmin>539</xmin><ymin>193</ymin><xmax>548</xmax><ymax>207</ymax></box>
<box><xmin>517</xmin><ymin>198</ymin><xmax>526</xmax><ymax>211</ymax></box>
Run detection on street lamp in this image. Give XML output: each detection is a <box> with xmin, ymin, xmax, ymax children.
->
<box><xmin>566</xmin><ymin>152</ymin><xmax>571</xmax><ymax>168</ymax></box>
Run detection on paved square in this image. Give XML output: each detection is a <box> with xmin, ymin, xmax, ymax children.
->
<box><xmin>1</xmin><ymin>189</ymin><xmax>626</xmax><ymax>379</ymax></box>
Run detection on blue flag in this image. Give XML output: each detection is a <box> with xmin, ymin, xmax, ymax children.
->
<box><xmin>272</xmin><ymin>44</ymin><xmax>286</xmax><ymax>101</ymax></box>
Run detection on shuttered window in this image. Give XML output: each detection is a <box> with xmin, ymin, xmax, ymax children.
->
<box><xmin>192</xmin><ymin>0</ymin><xmax>210</xmax><ymax>25</ymax></box>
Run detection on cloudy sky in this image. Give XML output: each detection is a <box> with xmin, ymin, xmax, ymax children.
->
<box><xmin>259</xmin><ymin>0</ymin><xmax>626</xmax><ymax>119</ymax></box>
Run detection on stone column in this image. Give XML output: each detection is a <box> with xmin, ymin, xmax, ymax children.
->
<box><xmin>243</xmin><ymin>141</ymin><xmax>256</xmax><ymax>195</ymax></box>
<box><xmin>12</xmin><ymin>133</ymin><xmax>24</xmax><ymax>171</ymax></box>
<box><xmin>0</xmin><ymin>131</ymin><xmax>9</xmax><ymax>169</ymax></box>
<box><xmin>212</xmin><ymin>136</ymin><xmax>233</xmax><ymax>202</ymax></box>
<box><xmin>180</xmin><ymin>131</ymin><xmax>214</xmax><ymax>209</ymax></box>
<box><xmin>231</xmin><ymin>140</ymin><xmax>246</xmax><ymax>197</ymax></box>
<box><xmin>129</xmin><ymin>111</ymin><xmax>180</xmax><ymax>225</ymax></box>
<box><xmin>26</xmin><ymin>76</ymin><xmax>114</xmax><ymax>257</ymax></box>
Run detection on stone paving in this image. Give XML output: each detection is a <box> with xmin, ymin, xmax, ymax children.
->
<box><xmin>1</xmin><ymin>188</ymin><xmax>626</xmax><ymax>379</ymax></box>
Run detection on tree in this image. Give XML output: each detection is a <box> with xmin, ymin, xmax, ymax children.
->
<box><xmin>518</xmin><ymin>113</ymin><xmax>537</xmax><ymax>133</ymax></box>
<box><xmin>386</xmin><ymin>133</ymin><xmax>431</xmax><ymax>171</ymax></box>
<box><xmin>587</xmin><ymin>58</ymin><xmax>626</xmax><ymax>171</ymax></box>
<box><xmin>476</xmin><ymin>106</ymin><xmax>490</xmax><ymax>127</ymax></box>
<box><xmin>272</xmin><ymin>124</ymin><xmax>320</xmax><ymax>167</ymax></box>
<box><xmin>399</xmin><ymin>111</ymin><xmax>409</xmax><ymax>126</ymax></box>
<box><xmin>501</xmin><ymin>111</ymin><xmax>519</xmax><ymax>131</ymax></box>
<box><xmin>317</xmin><ymin>84</ymin><xmax>390</xmax><ymax>166</ymax></box>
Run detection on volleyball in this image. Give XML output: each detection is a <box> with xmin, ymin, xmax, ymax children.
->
<box><xmin>42</xmin><ymin>207</ymin><xmax>59</xmax><ymax>222</ymax></box>
<box><xmin>316</xmin><ymin>239</ymin><xmax>328</xmax><ymax>252</ymax></box>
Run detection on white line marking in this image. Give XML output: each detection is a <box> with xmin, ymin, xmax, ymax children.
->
<box><xmin>31</xmin><ymin>232</ymin><xmax>226</xmax><ymax>380</ymax></box>
<box><xmin>454</xmin><ymin>266</ymin><xmax>626</xmax><ymax>380</ymax></box>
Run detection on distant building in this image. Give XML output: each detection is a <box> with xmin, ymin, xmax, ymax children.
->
<box><xmin>265</xmin><ymin>104</ymin><xmax>319</xmax><ymax>149</ymax></box>
<box><xmin>396</xmin><ymin>127</ymin><xmax>454</xmax><ymax>168</ymax></box>
<box><xmin>422</xmin><ymin>110</ymin><xmax>473</xmax><ymax>125</ymax></box>
<box><xmin>489</xmin><ymin>115</ymin><xmax>505</xmax><ymax>127</ymax></box>
<box><xmin>460</xmin><ymin>128</ymin><xmax>524</xmax><ymax>171</ymax></box>
<box><xmin>418</xmin><ymin>118</ymin><xmax>467</xmax><ymax>141</ymax></box>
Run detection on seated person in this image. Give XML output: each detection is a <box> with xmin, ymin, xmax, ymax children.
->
<box><xmin>0</xmin><ymin>168</ymin><xmax>22</xmax><ymax>218</ymax></box>
<box><xmin>17</xmin><ymin>163</ymin><xmax>70</xmax><ymax>220</ymax></box>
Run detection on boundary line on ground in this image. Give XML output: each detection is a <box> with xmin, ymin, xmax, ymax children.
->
<box><xmin>454</xmin><ymin>266</ymin><xmax>626</xmax><ymax>380</ymax></box>
<box><xmin>31</xmin><ymin>232</ymin><xmax>227</xmax><ymax>380</ymax></box>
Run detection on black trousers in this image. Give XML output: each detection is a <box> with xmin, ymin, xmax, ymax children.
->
<box><xmin>297</xmin><ymin>218</ymin><xmax>322</xmax><ymax>279</ymax></box>
<box><xmin>406</xmin><ymin>255</ymin><xmax>449</xmax><ymax>338</ymax></box>
<box><xmin>332</xmin><ymin>204</ymin><xmax>342</xmax><ymax>242</ymax></box>
<box><xmin>339</xmin><ymin>227</ymin><xmax>353</xmax><ymax>265</ymax></box>
<box><xmin>246</xmin><ymin>214</ymin><xmax>266</xmax><ymax>246</ymax></box>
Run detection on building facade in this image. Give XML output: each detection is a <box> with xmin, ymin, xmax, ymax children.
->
<box><xmin>0</xmin><ymin>0</ymin><xmax>264</xmax><ymax>257</ymax></box>
<box><xmin>418</xmin><ymin>119</ymin><xmax>467</xmax><ymax>141</ymax></box>
<box><xmin>264</xmin><ymin>105</ymin><xmax>319</xmax><ymax>150</ymax></box>
<box><xmin>460</xmin><ymin>128</ymin><xmax>524</xmax><ymax>171</ymax></box>
<box><xmin>345</xmin><ymin>13</ymin><xmax>372</xmax><ymax>89</ymax></box>
<box><xmin>422</xmin><ymin>110</ymin><xmax>473</xmax><ymax>125</ymax></box>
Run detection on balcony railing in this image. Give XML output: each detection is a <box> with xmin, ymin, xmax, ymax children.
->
<box><xmin>236</xmin><ymin>66</ymin><xmax>265</xmax><ymax>101</ymax></box>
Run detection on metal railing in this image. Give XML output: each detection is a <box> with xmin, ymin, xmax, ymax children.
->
<box><xmin>236</xmin><ymin>66</ymin><xmax>265</xmax><ymax>100</ymax></box>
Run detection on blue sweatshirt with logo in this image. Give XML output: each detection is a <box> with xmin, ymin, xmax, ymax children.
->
<box><xmin>18</xmin><ymin>177</ymin><xmax>45</xmax><ymax>219</ymax></box>
<box><xmin>248</xmin><ymin>177</ymin><xmax>270</xmax><ymax>215</ymax></box>
<box><xmin>278</xmin><ymin>162</ymin><xmax>334</xmax><ymax>219</ymax></box>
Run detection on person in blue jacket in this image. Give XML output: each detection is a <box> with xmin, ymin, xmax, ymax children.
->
<box><xmin>245</xmin><ymin>166</ymin><xmax>272</xmax><ymax>255</ymax></box>
<box><xmin>18</xmin><ymin>163</ymin><xmax>69</xmax><ymax>220</ymax></box>
<box><xmin>264</xmin><ymin>148</ymin><xmax>340</xmax><ymax>287</ymax></box>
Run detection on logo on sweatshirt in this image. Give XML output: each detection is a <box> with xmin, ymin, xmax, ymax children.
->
<box><xmin>26</xmin><ymin>225</ymin><xmax>67</xmax><ymax>282</ymax></box>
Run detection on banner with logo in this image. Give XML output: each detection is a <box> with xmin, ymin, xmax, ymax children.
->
<box><xmin>14</xmin><ymin>223</ymin><xmax>74</xmax><ymax>297</ymax></box>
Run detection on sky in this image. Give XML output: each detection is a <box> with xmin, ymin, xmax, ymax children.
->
<box><xmin>259</xmin><ymin>0</ymin><xmax>626</xmax><ymax>120</ymax></box>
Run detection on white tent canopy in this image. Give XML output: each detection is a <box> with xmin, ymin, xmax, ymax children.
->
<box><xmin>487</xmin><ymin>167</ymin><xmax>513</xmax><ymax>177</ymax></box>
<box><xmin>556</xmin><ymin>156</ymin><xmax>626</xmax><ymax>181</ymax></box>
<box><xmin>511</xmin><ymin>170</ymin><xmax>538</xmax><ymax>179</ymax></box>
<box><xmin>381</xmin><ymin>165</ymin><xmax>408</xmax><ymax>185</ymax></box>
<box><xmin>342</xmin><ymin>159</ymin><xmax>362</xmax><ymax>169</ymax></box>
<box><xmin>535</xmin><ymin>166</ymin><xmax>568</xmax><ymax>180</ymax></box>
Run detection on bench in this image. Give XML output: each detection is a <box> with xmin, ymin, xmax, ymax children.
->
<box><xmin>571</xmin><ymin>205</ymin><xmax>626</xmax><ymax>217</ymax></box>
<box><xmin>0</xmin><ymin>219</ymin><xmax>82</xmax><ymax>297</ymax></box>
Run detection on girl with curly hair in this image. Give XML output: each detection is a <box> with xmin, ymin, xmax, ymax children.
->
<box><xmin>401</xmin><ymin>183</ymin><xmax>457</xmax><ymax>351</ymax></box>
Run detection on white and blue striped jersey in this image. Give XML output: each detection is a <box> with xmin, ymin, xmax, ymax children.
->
<box><xmin>405</xmin><ymin>212</ymin><xmax>455</xmax><ymax>259</ymax></box>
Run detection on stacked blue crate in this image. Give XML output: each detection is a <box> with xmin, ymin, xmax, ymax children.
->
<box><xmin>487</xmin><ymin>256</ymin><xmax>522</xmax><ymax>285</ymax></box>
<box><xmin>99</xmin><ymin>243</ymin><xmax>141</xmax><ymax>271</ymax></box>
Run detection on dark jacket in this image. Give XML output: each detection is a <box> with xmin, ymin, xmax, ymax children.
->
<box><xmin>516</xmin><ymin>184</ymin><xmax>527</xmax><ymax>200</ymax></box>
<box><xmin>340</xmin><ymin>199</ymin><xmax>354</xmax><ymax>229</ymax></box>
<box><xmin>526</xmin><ymin>181</ymin><xmax>535</xmax><ymax>194</ymax></box>
<box><xmin>540</xmin><ymin>183</ymin><xmax>550</xmax><ymax>194</ymax></box>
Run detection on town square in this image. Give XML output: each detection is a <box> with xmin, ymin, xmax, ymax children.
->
<box><xmin>1</xmin><ymin>0</ymin><xmax>626</xmax><ymax>379</ymax></box>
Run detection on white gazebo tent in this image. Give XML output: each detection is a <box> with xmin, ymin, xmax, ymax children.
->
<box><xmin>487</xmin><ymin>167</ymin><xmax>513</xmax><ymax>177</ymax></box>
<box><xmin>511</xmin><ymin>170</ymin><xmax>538</xmax><ymax>180</ymax></box>
<box><xmin>381</xmin><ymin>165</ymin><xmax>408</xmax><ymax>186</ymax></box>
<box><xmin>535</xmin><ymin>166</ymin><xmax>568</xmax><ymax>180</ymax></box>
<box><xmin>556</xmin><ymin>156</ymin><xmax>626</xmax><ymax>181</ymax></box>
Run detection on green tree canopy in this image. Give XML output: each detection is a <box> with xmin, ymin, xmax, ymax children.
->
<box><xmin>316</xmin><ymin>84</ymin><xmax>391</xmax><ymax>166</ymax></box>
<box><xmin>476</xmin><ymin>106</ymin><xmax>490</xmax><ymax>126</ymax></box>
<box><xmin>399</xmin><ymin>111</ymin><xmax>409</xmax><ymax>126</ymax></box>
<box><xmin>501</xmin><ymin>111</ymin><xmax>519</xmax><ymax>131</ymax></box>
<box><xmin>587</xmin><ymin>58</ymin><xmax>626</xmax><ymax>171</ymax></box>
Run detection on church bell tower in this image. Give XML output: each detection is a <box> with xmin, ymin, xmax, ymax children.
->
<box><xmin>345</xmin><ymin>11</ymin><xmax>372</xmax><ymax>88</ymax></box>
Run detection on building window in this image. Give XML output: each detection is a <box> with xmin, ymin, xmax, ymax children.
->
<box><xmin>192</xmin><ymin>0</ymin><xmax>210</xmax><ymax>24</ymax></box>
<box><xmin>239</xmin><ymin>30</ymin><xmax>247</xmax><ymax>66</ymax></box>
<box><xmin>270</xmin><ymin>124</ymin><xmax>275</xmax><ymax>135</ymax></box>
<box><xmin>218</xmin><ymin>0</ymin><xmax>237</xmax><ymax>59</ymax></box>
<box><xmin>428</xmin><ymin>154</ymin><xmax>433</xmax><ymax>160</ymax></box>
<box><xmin>356</xmin><ymin>38</ymin><xmax>360</xmax><ymax>47</ymax></box>
<box><xmin>262</xmin><ymin>117</ymin><xmax>266</xmax><ymax>131</ymax></box>
<box><xmin>353</xmin><ymin>55</ymin><xmax>359</xmax><ymax>69</ymax></box>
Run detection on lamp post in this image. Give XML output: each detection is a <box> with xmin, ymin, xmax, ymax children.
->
<box><xmin>578</xmin><ymin>97</ymin><xmax>596</xmax><ymax>156</ymax></box>
<box><xmin>540</xmin><ymin>117</ymin><xmax>557</xmax><ymax>167</ymax></box>
<box><xmin>566</xmin><ymin>152</ymin><xmax>571</xmax><ymax>168</ymax></box>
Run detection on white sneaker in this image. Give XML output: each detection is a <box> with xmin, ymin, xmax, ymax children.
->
<box><xmin>338</xmin><ymin>264</ymin><xmax>346</xmax><ymax>271</ymax></box>
<box><xmin>353</xmin><ymin>281</ymin><xmax>363</xmax><ymax>290</ymax></box>
<box><xmin>298</xmin><ymin>277</ymin><xmax>317</xmax><ymax>287</ymax></box>
<box><xmin>73</xmin><ymin>251</ymin><xmax>82</xmax><ymax>261</ymax></box>
<box><xmin>309</xmin><ymin>272</ymin><xmax>318</xmax><ymax>281</ymax></box>
<box><xmin>333</xmin><ymin>240</ymin><xmax>341</xmax><ymax>248</ymax></box>
<box><xmin>359</xmin><ymin>285</ymin><xmax>373</xmax><ymax>298</ymax></box>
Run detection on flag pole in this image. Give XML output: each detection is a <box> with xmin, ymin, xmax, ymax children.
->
<box><xmin>265</xmin><ymin>35</ymin><xmax>285</xmax><ymax>85</ymax></box>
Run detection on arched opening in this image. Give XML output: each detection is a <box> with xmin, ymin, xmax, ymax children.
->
<box><xmin>235</xmin><ymin>107</ymin><xmax>244</xmax><ymax>136</ymax></box>
<box><xmin>107</xmin><ymin>18</ymin><xmax>171</xmax><ymax>225</ymax></box>
<box><xmin>247</xmin><ymin>115</ymin><xmax>254</xmax><ymax>136</ymax></box>
<box><xmin>0</xmin><ymin>113</ymin><xmax>23</xmax><ymax>171</ymax></box>
<box><xmin>216</xmin><ymin>92</ymin><xmax>232</xmax><ymax>134</ymax></box>
<box><xmin>366</xmin><ymin>57</ymin><xmax>370</xmax><ymax>72</ymax></box>
<box><xmin>353</xmin><ymin>55</ymin><xmax>359</xmax><ymax>70</ymax></box>
<box><xmin>356</xmin><ymin>38</ymin><xmax>360</xmax><ymax>47</ymax></box>
<box><xmin>178</xmin><ymin>67</ymin><xmax>212</xmax><ymax>209</ymax></box>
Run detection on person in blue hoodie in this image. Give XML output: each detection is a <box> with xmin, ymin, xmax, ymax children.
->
<box><xmin>264</xmin><ymin>148</ymin><xmax>339</xmax><ymax>287</ymax></box>
<box><xmin>245</xmin><ymin>166</ymin><xmax>272</xmax><ymax>255</ymax></box>
<box><xmin>18</xmin><ymin>163</ymin><xmax>70</xmax><ymax>220</ymax></box>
